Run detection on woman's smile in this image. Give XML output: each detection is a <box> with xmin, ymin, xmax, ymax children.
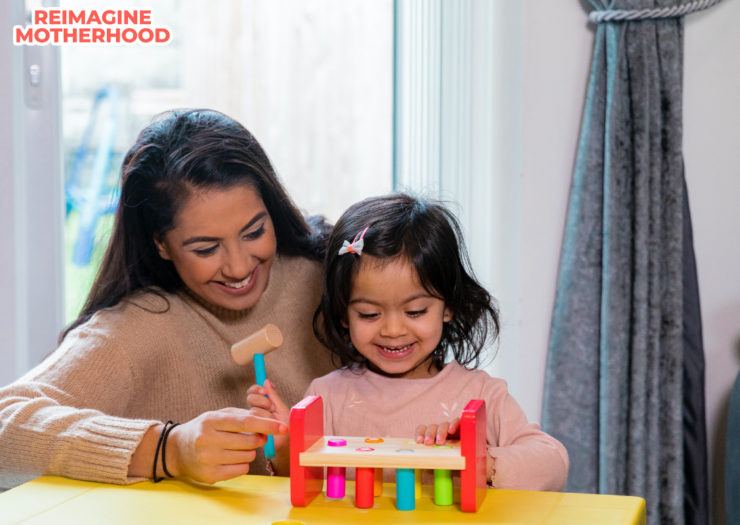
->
<box><xmin>213</xmin><ymin>266</ymin><xmax>259</xmax><ymax>295</ymax></box>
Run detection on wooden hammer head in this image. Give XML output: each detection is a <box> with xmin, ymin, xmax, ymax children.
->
<box><xmin>231</xmin><ymin>324</ymin><xmax>283</xmax><ymax>365</ymax></box>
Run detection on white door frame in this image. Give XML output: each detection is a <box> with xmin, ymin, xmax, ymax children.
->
<box><xmin>0</xmin><ymin>0</ymin><xmax>64</xmax><ymax>384</ymax></box>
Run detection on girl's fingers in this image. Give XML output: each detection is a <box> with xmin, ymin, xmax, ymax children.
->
<box><xmin>246</xmin><ymin>383</ymin><xmax>264</xmax><ymax>396</ymax></box>
<box><xmin>261</xmin><ymin>379</ymin><xmax>290</xmax><ymax>423</ymax></box>
<box><xmin>263</xmin><ymin>380</ymin><xmax>288</xmax><ymax>411</ymax></box>
<box><xmin>415</xmin><ymin>425</ymin><xmax>427</xmax><ymax>443</ymax></box>
<box><xmin>436</xmin><ymin>422</ymin><xmax>450</xmax><ymax>444</ymax></box>
<box><xmin>246</xmin><ymin>393</ymin><xmax>274</xmax><ymax>411</ymax></box>
<box><xmin>424</xmin><ymin>424</ymin><xmax>438</xmax><ymax>445</ymax></box>
<box><xmin>415</xmin><ymin>420</ymin><xmax>461</xmax><ymax>445</ymax></box>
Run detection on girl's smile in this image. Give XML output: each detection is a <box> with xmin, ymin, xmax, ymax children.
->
<box><xmin>154</xmin><ymin>184</ymin><xmax>277</xmax><ymax>311</ymax></box>
<box><xmin>346</xmin><ymin>256</ymin><xmax>452</xmax><ymax>379</ymax></box>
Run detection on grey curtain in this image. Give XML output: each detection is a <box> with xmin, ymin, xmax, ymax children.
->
<box><xmin>542</xmin><ymin>1</ymin><xmax>709</xmax><ymax>525</ymax></box>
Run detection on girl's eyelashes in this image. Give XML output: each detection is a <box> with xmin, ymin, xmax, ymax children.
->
<box><xmin>354</xmin><ymin>308</ymin><xmax>428</xmax><ymax>319</ymax></box>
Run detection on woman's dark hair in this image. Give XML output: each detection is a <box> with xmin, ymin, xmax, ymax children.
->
<box><xmin>62</xmin><ymin>108</ymin><xmax>327</xmax><ymax>341</ymax></box>
<box><xmin>314</xmin><ymin>193</ymin><xmax>499</xmax><ymax>371</ymax></box>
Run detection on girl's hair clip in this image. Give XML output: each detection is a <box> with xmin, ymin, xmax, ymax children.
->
<box><xmin>338</xmin><ymin>226</ymin><xmax>370</xmax><ymax>256</ymax></box>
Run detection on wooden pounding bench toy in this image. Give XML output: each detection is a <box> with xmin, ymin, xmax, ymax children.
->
<box><xmin>289</xmin><ymin>396</ymin><xmax>487</xmax><ymax>512</ymax></box>
<box><xmin>231</xmin><ymin>324</ymin><xmax>283</xmax><ymax>458</ymax></box>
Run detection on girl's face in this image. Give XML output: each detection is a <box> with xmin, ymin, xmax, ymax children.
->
<box><xmin>345</xmin><ymin>256</ymin><xmax>452</xmax><ymax>379</ymax></box>
<box><xmin>154</xmin><ymin>184</ymin><xmax>277</xmax><ymax>311</ymax></box>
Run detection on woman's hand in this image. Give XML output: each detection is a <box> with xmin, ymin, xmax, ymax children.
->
<box><xmin>161</xmin><ymin>407</ymin><xmax>287</xmax><ymax>484</ymax></box>
<box><xmin>246</xmin><ymin>380</ymin><xmax>291</xmax><ymax>475</ymax></box>
<box><xmin>415</xmin><ymin>418</ymin><xmax>460</xmax><ymax>445</ymax></box>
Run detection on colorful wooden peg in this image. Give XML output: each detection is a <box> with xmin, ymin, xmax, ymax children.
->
<box><xmin>355</xmin><ymin>467</ymin><xmax>375</xmax><ymax>508</ymax></box>
<box><xmin>374</xmin><ymin>468</ymin><xmax>383</xmax><ymax>496</ymax></box>
<box><xmin>434</xmin><ymin>469</ymin><xmax>453</xmax><ymax>506</ymax></box>
<box><xmin>396</xmin><ymin>468</ymin><xmax>415</xmax><ymax>510</ymax></box>
<box><xmin>326</xmin><ymin>438</ymin><xmax>347</xmax><ymax>498</ymax></box>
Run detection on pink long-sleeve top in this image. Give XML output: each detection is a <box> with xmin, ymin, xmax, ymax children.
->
<box><xmin>306</xmin><ymin>361</ymin><xmax>569</xmax><ymax>491</ymax></box>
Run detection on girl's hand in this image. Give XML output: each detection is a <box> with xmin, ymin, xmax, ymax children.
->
<box><xmin>246</xmin><ymin>380</ymin><xmax>291</xmax><ymax>474</ymax></box>
<box><xmin>415</xmin><ymin>418</ymin><xmax>460</xmax><ymax>445</ymax></box>
<box><xmin>246</xmin><ymin>379</ymin><xmax>290</xmax><ymax>426</ymax></box>
<box><xmin>163</xmin><ymin>407</ymin><xmax>288</xmax><ymax>484</ymax></box>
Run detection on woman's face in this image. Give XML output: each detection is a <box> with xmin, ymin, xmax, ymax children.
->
<box><xmin>154</xmin><ymin>184</ymin><xmax>277</xmax><ymax>311</ymax></box>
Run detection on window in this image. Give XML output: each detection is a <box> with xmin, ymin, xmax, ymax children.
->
<box><xmin>394</xmin><ymin>0</ymin><xmax>523</xmax><ymax>392</ymax></box>
<box><xmin>5</xmin><ymin>0</ymin><xmax>522</xmax><ymax>389</ymax></box>
<box><xmin>61</xmin><ymin>0</ymin><xmax>393</xmax><ymax>321</ymax></box>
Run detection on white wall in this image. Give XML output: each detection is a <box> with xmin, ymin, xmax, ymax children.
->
<box><xmin>520</xmin><ymin>1</ymin><xmax>740</xmax><ymax>522</ymax></box>
<box><xmin>685</xmin><ymin>3</ymin><xmax>740</xmax><ymax>522</ymax></box>
<box><xmin>517</xmin><ymin>1</ymin><xmax>594</xmax><ymax>424</ymax></box>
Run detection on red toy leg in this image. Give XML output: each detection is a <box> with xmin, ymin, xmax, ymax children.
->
<box><xmin>290</xmin><ymin>396</ymin><xmax>324</xmax><ymax>506</ymax></box>
<box><xmin>355</xmin><ymin>467</ymin><xmax>375</xmax><ymax>508</ymax></box>
<box><xmin>460</xmin><ymin>399</ymin><xmax>487</xmax><ymax>512</ymax></box>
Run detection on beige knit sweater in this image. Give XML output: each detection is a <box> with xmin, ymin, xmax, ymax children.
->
<box><xmin>0</xmin><ymin>256</ymin><xmax>336</xmax><ymax>489</ymax></box>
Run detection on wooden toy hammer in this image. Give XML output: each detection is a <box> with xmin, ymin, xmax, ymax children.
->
<box><xmin>231</xmin><ymin>324</ymin><xmax>284</xmax><ymax>458</ymax></box>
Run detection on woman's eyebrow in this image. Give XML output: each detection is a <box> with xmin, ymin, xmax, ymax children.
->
<box><xmin>181</xmin><ymin>211</ymin><xmax>267</xmax><ymax>246</ymax></box>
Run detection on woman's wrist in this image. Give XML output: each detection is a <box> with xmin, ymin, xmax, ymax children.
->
<box><xmin>128</xmin><ymin>422</ymin><xmax>182</xmax><ymax>480</ymax></box>
<box><xmin>128</xmin><ymin>423</ymin><xmax>164</xmax><ymax>478</ymax></box>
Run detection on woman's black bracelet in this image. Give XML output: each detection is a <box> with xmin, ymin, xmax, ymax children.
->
<box><xmin>153</xmin><ymin>420</ymin><xmax>175</xmax><ymax>483</ymax></box>
<box><xmin>161</xmin><ymin>422</ymin><xmax>181</xmax><ymax>479</ymax></box>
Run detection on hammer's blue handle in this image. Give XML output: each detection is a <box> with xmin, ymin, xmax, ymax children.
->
<box><xmin>253</xmin><ymin>353</ymin><xmax>275</xmax><ymax>458</ymax></box>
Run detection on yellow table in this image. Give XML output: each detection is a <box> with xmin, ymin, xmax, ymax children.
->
<box><xmin>0</xmin><ymin>475</ymin><xmax>645</xmax><ymax>524</ymax></box>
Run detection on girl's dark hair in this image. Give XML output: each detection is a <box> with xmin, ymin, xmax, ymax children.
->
<box><xmin>62</xmin><ymin>108</ymin><xmax>328</xmax><ymax>341</ymax></box>
<box><xmin>314</xmin><ymin>193</ymin><xmax>499</xmax><ymax>371</ymax></box>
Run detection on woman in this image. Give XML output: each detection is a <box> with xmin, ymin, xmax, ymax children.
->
<box><xmin>0</xmin><ymin>109</ymin><xmax>336</xmax><ymax>488</ymax></box>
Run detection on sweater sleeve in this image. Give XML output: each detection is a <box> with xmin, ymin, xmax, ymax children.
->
<box><xmin>0</xmin><ymin>318</ymin><xmax>159</xmax><ymax>489</ymax></box>
<box><xmin>484</xmin><ymin>380</ymin><xmax>569</xmax><ymax>491</ymax></box>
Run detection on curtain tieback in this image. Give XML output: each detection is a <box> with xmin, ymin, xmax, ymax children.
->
<box><xmin>589</xmin><ymin>0</ymin><xmax>722</xmax><ymax>23</ymax></box>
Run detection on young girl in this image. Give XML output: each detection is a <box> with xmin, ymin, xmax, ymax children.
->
<box><xmin>0</xmin><ymin>109</ymin><xmax>336</xmax><ymax>489</ymax></box>
<box><xmin>249</xmin><ymin>194</ymin><xmax>569</xmax><ymax>490</ymax></box>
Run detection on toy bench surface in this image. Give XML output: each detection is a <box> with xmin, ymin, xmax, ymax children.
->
<box><xmin>290</xmin><ymin>395</ymin><xmax>487</xmax><ymax>512</ymax></box>
<box><xmin>299</xmin><ymin>436</ymin><xmax>466</xmax><ymax>470</ymax></box>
